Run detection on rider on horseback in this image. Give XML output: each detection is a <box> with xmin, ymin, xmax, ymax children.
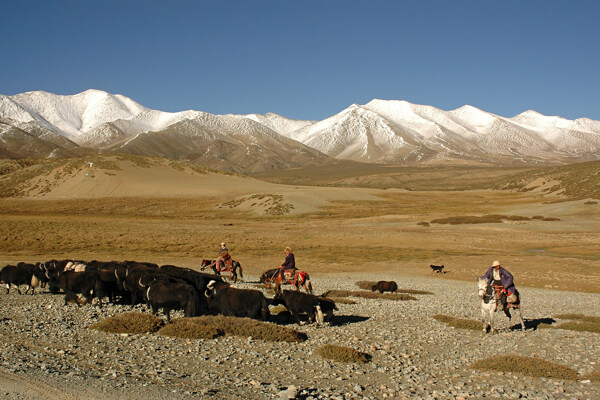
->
<box><xmin>279</xmin><ymin>247</ymin><xmax>297</xmax><ymax>281</ymax></box>
<box><xmin>480</xmin><ymin>260</ymin><xmax>518</xmax><ymax>307</ymax></box>
<box><xmin>217</xmin><ymin>242</ymin><xmax>232</xmax><ymax>273</ymax></box>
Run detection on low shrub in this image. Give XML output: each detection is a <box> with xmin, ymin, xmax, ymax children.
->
<box><xmin>417</xmin><ymin>221</ymin><xmax>430</xmax><ymax>227</ymax></box>
<box><xmin>555</xmin><ymin>321</ymin><xmax>600</xmax><ymax>334</ymax></box>
<box><xmin>89</xmin><ymin>312</ymin><xmax>165</xmax><ymax>334</ymax></box>
<box><xmin>430</xmin><ymin>214</ymin><xmax>547</xmax><ymax>225</ymax></box>
<box><xmin>554</xmin><ymin>314</ymin><xmax>600</xmax><ymax>333</ymax></box>
<box><xmin>432</xmin><ymin>314</ymin><xmax>481</xmax><ymax>331</ymax></box>
<box><xmin>159</xmin><ymin>316</ymin><xmax>307</xmax><ymax>342</ymax></box>
<box><xmin>316</xmin><ymin>345</ymin><xmax>371</xmax><ymax>363</ymax></box>
<box><xmin>504</xmin><ymin>215</ymin><xmax>531</xmax><ymax>221</ymax></box>
<box><xmin>158</xmin><ymin>320</ymin><xmax>223</xmax><ymax>339</ymax></box>
<box><xmin>582</xmin><ymin>370</ymin><xmax>600</xmax><ymax>383</ymax></box>
<box><xmin>470</xmin><ymin>355</ymin><xmax>579</xmax><ymax>381</ymax></box>
<box><xmin>584</xmin><ymin>201</ymin><xmax>598</xmax><ymax>205</ymax></box>
<box><xmin>431</xmin><ymin>215</ymin><xmax>505</xmax><ymax>224</ymax></box>
<box><xmin>537</xmin><ymin>323</ymin><xmax>554</xmax><ymax>330</ymax></box>
<box><xmin>354</xmin><ymin>281</ymin><xmax>374</xmax><ymax>290</ymax></box>
<box><xmin>321</xmin><ymin>290</ymin><xmax>416</xmax><ymax>301</ymax></box>
<box><xmin>556</xmin><ymin>314</ymin><xmax>600</xmax><ymax>323</ymax></box>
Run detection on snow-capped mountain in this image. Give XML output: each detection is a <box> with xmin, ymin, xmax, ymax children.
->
<box><xmin>284</xmin><ymin>99</ymin><xmax>600</xmax><ymax>164</ymax></box>
<box><xmin>1</xmin><ymin>89</ymin><xmax>600</xmax><ymax>169</ymax></box>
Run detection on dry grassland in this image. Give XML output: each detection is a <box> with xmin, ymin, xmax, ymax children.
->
<box><xmin>1</xmin><ymin>188</ymin><xmax>599</xmax><ymax>294</ymax></box>
<box><xmin>1</xmin><ymin>158</ymin><xmax>599</xmax><ymax>294</ymax></box>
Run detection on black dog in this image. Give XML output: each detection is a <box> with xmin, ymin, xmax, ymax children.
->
<box><xmin>430</xmin><ymin>264</ymin><xmax>445</xmax><ymax>273</ymax></box>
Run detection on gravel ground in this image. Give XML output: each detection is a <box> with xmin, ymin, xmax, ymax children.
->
<box><xmin>1</xmin><ymin>273</ymin><xmax>599</xmax><ymax>400</ymax></box>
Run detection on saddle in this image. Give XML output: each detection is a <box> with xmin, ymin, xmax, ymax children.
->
<box><xmin>283</xmin><ymin>270</ymin><xmax>296</xmax><ymax>282</ymax></box>
<box><xmin>492</xmin><ymin>283</ymin><xmax>519</xmax><ymax>308</ymax></box>
<box><xmin>217</xmin><ymin>260</ymin><xmax>234</xmax><ymax>273</ymax></box>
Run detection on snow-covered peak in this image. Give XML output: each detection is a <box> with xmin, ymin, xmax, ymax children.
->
<box><xmin>364</xmin><ymin>99</ymin><xmax>444</xmax><ymax>139</ymax></box>
<box><xmin>242</xmin><ymin>112</ymin><xmax>315</xmax><ymax>137</ymax></box>
<box><xmin>2</xmin><ymin>89</ymin><xmax>600</xmax><ymax>165</ymax></box>
<box><xmin>7</xmin><ymin>89</ymin><xmax>148</xmax><ymax>140</ymax></box>
<box><xmin>448</xmin><ymin>105</ymin><xmax>498</xmax><ymax>131</ymax></box>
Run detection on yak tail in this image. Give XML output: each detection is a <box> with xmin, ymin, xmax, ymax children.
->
<box><xmin>185</xmin><ymin>288</ymin><xmax>201</xmax><ymax>317</ymax></box>
<box><xmin>307</xmin><ymin>280</ymin><xmax>314</xmax><ymax>295</ymax></box>
<box><xmin>261</xmin><ymin>296</ymin><xmax>270</xmax><ymax>321</ymax></box>
<box><xmin>315</xmin><ymin>305</ymin><xmax>324</xmax><ymax>326</ymax></box>
<box><xmin>237</xmin><ymin>262</ymin><xmax>243</xmax><ymax>279</ymax></box>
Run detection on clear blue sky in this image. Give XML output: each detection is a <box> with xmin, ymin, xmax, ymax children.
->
<box><xmin>1</xmin><ymin>1</ymin><xmax>599</xmax><ymax>121</ymax></box>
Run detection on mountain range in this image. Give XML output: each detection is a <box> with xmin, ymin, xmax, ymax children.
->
<box><xmin>1</xmin><ymin>89</ymin><xmax>599</xmax><ymax>172</ymax></box>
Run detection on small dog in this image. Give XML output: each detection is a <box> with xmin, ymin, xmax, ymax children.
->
<box><xmin>430</xmin><ymin>264</ymin><xmax>445</xmax><ymax>273</ymax></box>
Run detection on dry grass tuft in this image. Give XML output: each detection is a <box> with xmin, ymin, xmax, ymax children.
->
<box><xmin>321</xmin><ymin>289</ymin><xmax>416</xmax><ymax>301</ymax></box>
<box><xmin>537</xmin><ymin>323</ymin><xmax>554</xmax><ymax>330</ymax></box>
<box><xmin>159</xmin><ymin>316</ymin><xmax>307</xmax><ymax>342</ymax></box>
<box><xmin>354</xmin><ymin>281</ymin><xmax>433</xmax><ymax>295</ymax></box>
<box><xmin>89</xmin><ymin>312</ymin><xmax>165</xmax><ymax>334</ymax></box>
<box><xmin>554</xmin><ymin>314</ymin><xmax>600</xmax><ymax>333</ymax></box>
<box><xmin>417</xmin><ymin>221</ymin><xmax>430</xmax><ymax>227</ymax></box>
<box><xmin>555</xmin><ymin>321</ymin><xmax>600</xmax><ymax>333</ymax></box>
<box><xmin>355</xmin><ymin>280</ymin><xmax>376</xmax><ymax>290</ymax></box>
<box><xmin>316</xmin><ymin>344</ymin><xmax>371</xmax><ymax>363</ymax></box>
<box><xmin>470</xmin><ymin>355</ymin><xmax>579</xmax><ymax>380</ymax></box>
<box><xmin>432</xmin><ymin>314</ymin><xmax>481</xmax><ymax>331</ymax></box>
<box><xmin>430</xmin><ymin>214</ymin><xmax>561</xmax><ymax>225</ymax></box>
<box><xmin>431</xmin><ymin>214</ymin><xmax>512</xmax><ymax>224</ymax></box>
<box><xmin>556</xmin><ymin>314</ymin><xmax>600</xmax><ymax>323</ymax></box>
<box><xmin>158</xmin><ymin>320</ymin><xmax>223</xmax><ymax>339</ymax></box>
<box><xmin>584</xmin><ymin>201</ymin><xmax>598</xmax><ymax>205</ymax></box>
<box><xmin>582</xmin><ymin>370</ymin><xmax>600</xmax><ymax>383</ymax></box>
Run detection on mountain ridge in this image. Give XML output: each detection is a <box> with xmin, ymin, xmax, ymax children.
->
<box><xmin>1</xmin><ymin>89</ymin><xmax>599</xmax><ymax>170</ymax></box>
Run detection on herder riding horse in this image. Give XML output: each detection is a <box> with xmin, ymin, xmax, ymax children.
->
<box><xmin>478</xmin><ymin>278</ymin><xmax>525</xmax><ymax>334</ymax></box>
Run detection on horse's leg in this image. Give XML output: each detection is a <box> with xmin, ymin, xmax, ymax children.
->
<box><xmin>504</xmin><ymin>307</ymin><xmax>513</xmax><ymax>329</ymax></box>
<box><xmin>481</xmin><ymin>303</ymin><xmax>488</xmax><ymax>333</ymax></box>
<box><xmin>489</xmin><ymin>305</ymin><xmax>496</xmax><ymax>334</ymax></box>
<box><xmin>513</xmin><ymin>307</ymin><xmax>525</xmax><ymax>332</ymax></box>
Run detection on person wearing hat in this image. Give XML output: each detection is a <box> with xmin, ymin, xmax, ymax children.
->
<box><xmin>480</xmin><ymin>260</ymin><xmax>518</xmax><ymax>305</ymax></box>
<box><xmin>278</xmin><ymin>247</ymin><xmax>297</xmax><ymax>281</ymax></box>
<box><xmin>217</xmin><ymin>242</ymin><xmax>231</xmax><ymax>272</ymax></box>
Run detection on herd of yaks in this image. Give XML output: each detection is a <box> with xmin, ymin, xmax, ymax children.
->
<box><xmin>0</xmin><ymin>260</ymin><xmax>344</xmax><ymax>326</ymax></box>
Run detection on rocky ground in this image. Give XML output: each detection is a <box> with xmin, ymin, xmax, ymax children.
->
<box><xmin>1</xmin><ymin>273</ymin><xmax>599</xmax><ymax>400</ymax></box>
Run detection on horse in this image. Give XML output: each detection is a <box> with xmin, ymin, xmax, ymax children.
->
<box><xmin>477</xmin><ymin>278</ymin><xmax>525</xmax><ymax>334</ymax></box>
<box><xmin>259</xmin><ymin>268</ymin><xmax>313</xmax><ymax>294</ymax></box>
<box><xmin>200</xmin><ymin>259</ymin><xmax>243</xmax><ymax>282</ymax></box>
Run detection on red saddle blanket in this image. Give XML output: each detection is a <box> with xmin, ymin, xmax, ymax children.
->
<box><xmin>282</xmin><ymin>270</ymin><xmax>306</xmax><ymax>284</ymax></box>
<box><xmin>217</xmin><ymin>261</ymin><xmax>234</xmax><ymax>273</ymax></box>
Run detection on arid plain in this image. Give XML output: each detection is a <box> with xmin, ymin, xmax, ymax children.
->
<box><xmin>1</xmin><ymin>156</ymin><xmax>599</xmax><ymax>293</ymax></box>
<box><xmin>2</xmin><ymin>156</ymin><xmax>600</xmax><ymax>399</ymax></box>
